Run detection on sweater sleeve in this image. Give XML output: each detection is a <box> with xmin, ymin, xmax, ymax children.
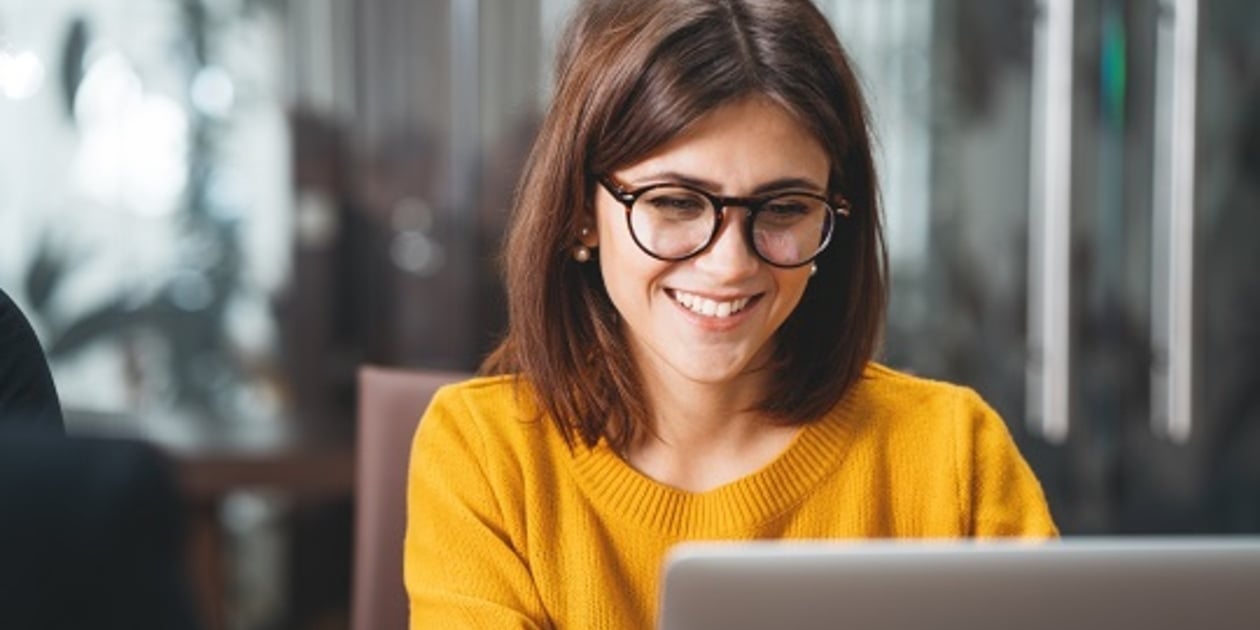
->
<box><xmin>960</xmin><ymin>389</ymin><xmax>1059</xmax><ymax>538</ymax></box>
<box><xmin>404</xmin><ymin>385</ymin><xmax>551</xmax><ymax>629</ymax></box>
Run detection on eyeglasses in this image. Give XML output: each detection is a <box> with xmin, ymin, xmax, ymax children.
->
<box><xmin>598</xmin><ymin>177</ymin><xmax>849</xmax><ymax>268</ymax></box>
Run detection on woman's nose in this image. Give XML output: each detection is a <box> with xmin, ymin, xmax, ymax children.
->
<box><xmin>692</xmin><ymin>208</ymin><xmax>760</xmax><ymax>279</ymax></box>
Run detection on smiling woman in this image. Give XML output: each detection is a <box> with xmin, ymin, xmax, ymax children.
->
<box><xmin>404</xmin><ymin>1</ymin><xmax>1057</xmax><ymax>628</ymax></box>
<box><xmin>587</xmin><ymin>97</ymin><xmax>830</xmax><ymax>467</ymax></box>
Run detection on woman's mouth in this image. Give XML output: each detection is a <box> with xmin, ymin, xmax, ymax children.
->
<box><xmin>668</xmin><ymin>289</ymin><xmax>759</xmax><ymax>318</ymax></box>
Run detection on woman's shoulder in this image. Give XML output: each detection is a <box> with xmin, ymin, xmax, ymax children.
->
<box><xmin>429</xmin><ymin>374</ymin><xmax>538</xmax><ymax>415</ymax></box>
<box><xmin>434</xmin><ymin>372</ymin><xmax>522</xmax><ymax>396</ymax></box>
<box><xmin>840</xmin><ymin>363</ymin><xmax>1026</xmax><ymax>477</ymax></box>
<box><xmin>857</xmin><ymin>363</ymin><xmax>986</xmax><ymax>407</ymax></box>
<box><xmin>842</xmin><ymin>363</ymin><xmax>1002</xmax><ymax>435</ymax></box>
<box><xmin>850</xmin><ymin>365</ymin><xmax>1056</xmax><ymax>536</ymax></box>
<box><xmin>421</xmin><ymin>374</ymin><xmax>556</xmax><ymax>451</ymax></box>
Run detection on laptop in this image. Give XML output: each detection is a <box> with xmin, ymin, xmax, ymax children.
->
<box><xmin>658</xmin><ymin>538</ymin><xmax>1260</xmax><ymax>630</ymax></box>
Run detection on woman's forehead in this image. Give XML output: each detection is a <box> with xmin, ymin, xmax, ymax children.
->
<box><xmin>611</xmin><ymin>96</ymin><xmax>830</xmax><ymax>193</ymax></box>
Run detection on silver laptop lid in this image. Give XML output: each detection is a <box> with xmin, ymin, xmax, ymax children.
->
<box><xmin>659</xmin><ymin>538</ymin><xmax>1260</xmax><ymax>630</ymax></box>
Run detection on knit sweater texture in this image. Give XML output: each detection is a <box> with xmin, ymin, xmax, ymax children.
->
<box><xmin>404</xmin><ymin>363</ymin><xmax>1057</xmax><ymax>629</ymax></box>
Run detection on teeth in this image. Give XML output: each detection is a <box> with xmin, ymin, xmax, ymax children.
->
<box><xmin>671</xmin><ymin>290</ymin><xmax>752</xmax><ymax>318</ymax></box>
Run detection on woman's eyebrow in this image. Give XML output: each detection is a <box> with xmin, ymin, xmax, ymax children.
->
<box><xmin>749</xmin><ymin>177</ymin><xmax>826</xmax><ymax>195</ymax></box>
<box><xmin>632</xmin><ymin>170</ymin><xmax>826</xmax><ymax>194</ymax></box>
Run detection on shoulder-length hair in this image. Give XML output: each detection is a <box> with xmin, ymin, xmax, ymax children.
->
<box><xmin>483</xmin><ymin>0</ymin><xmax>887</xmax><ymax>450</ymax></box>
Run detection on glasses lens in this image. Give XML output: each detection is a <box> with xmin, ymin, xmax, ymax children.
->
<box><xmin>751</xmin><ymin>194</ymin><xmax>833</xmax><ymax>266</ymax></box>
<box><xmin>629</xmin><ymin>186</ymin><xmax>717</xmax><ymax>259</ymax></box>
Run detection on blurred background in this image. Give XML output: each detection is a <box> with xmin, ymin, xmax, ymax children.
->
<box><xmin>0</xmin><ymin>0</ymin><xmax>1257</xmax><ymax>628</ymax></box>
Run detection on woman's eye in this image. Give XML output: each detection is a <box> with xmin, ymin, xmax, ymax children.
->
<box><xmin>643</xmin><ymin>193</ymin><xmax>708</xmax><ymax>218</ymax></box>
<box><xmin>760</xmin><ymin>201</ymin><xmax>814</xmax><ymax>224</ymax></box>
<box><xmin>650</xmin><ymin>196</ymin><xmax>704</xmax><ymax>211</ymax></box>
<box><xmin>765</xmin><ymin>202</ymin><xmax>809</xmax><ymax>215</ymax></box>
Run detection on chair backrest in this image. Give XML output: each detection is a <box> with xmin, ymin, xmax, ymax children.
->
<box><xmin>353</xmin><ymin>366</ymin><xmax>465</xmax><ymax>630</ymax></box>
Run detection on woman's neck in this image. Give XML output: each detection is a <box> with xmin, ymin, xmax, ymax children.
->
<box><xmin>623</xmin><ymin>353</ymin><xmax>800</xmax><ymax>493</ymax></box>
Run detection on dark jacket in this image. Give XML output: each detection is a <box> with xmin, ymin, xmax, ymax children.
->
<box><xmin>0</xmin><ymin>287</ymin><xmax>63</xmax><ymax>431</ymax></box>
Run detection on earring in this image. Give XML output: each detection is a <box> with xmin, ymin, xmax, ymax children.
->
<box><xmin>573</xmin><ymin>225</ymin><xmax>593</xmax><ymax>262</ymax></box>
<box><xmin>809</xmin><ymin>262</ymin><xmax>818</xmax><ymax>277</ymax></box>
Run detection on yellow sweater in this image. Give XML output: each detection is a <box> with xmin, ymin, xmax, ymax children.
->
<box><xmin>404</xmin><ymin>364</ymin><xmax>1057</xmax><ymax>629</ymax></box>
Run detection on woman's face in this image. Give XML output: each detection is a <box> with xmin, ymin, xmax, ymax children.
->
<box><xmin>587</xmin><ymin>95</ymin><xmax>830</xmax><ymax>387</ymax></box>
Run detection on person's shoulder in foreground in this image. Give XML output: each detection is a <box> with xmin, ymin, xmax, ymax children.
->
<box><xmin>0</xmin><ymin>287</ymin><xmax>64</xmax><ymax>431</ymax></box>
<box><xmin>0</xmin><ymin>432</ymin><xmax>202</xmax><ymax>630</ymax></box>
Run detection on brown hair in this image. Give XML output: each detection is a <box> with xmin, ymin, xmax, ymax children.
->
<box><xmin>483</xmin><ymin>0</ymin><xmax>887</xmax><ymax>450</ymax></box>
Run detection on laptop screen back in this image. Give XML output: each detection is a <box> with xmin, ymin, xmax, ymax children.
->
<box><xmin>658</xmin><ymin>538</ymin><xmax>1260</xmax><ymax>630</ymax></box>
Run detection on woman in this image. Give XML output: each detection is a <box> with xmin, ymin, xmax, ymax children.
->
<box><xmin>405</xmin><ymin>1</ymin><xmax>1056</xmax><ymax>627</ymax></box>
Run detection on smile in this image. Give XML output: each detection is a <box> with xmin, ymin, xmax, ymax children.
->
<box><xmin>669</xmin><ymin>289</ymin><xmax>756</xmax><ymax>318</ymax></box>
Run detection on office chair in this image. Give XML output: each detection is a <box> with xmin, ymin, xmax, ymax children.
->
<box><xmin>352</xmin><ymin>366</ymin><xmax>465</xmax><ymax>630</ymax></box>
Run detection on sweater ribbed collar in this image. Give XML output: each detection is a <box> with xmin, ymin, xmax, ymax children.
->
<box><xmin>566</xmin><ymin>392</ymin><xmax>859</xmax><ymax>538</ymax></box>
